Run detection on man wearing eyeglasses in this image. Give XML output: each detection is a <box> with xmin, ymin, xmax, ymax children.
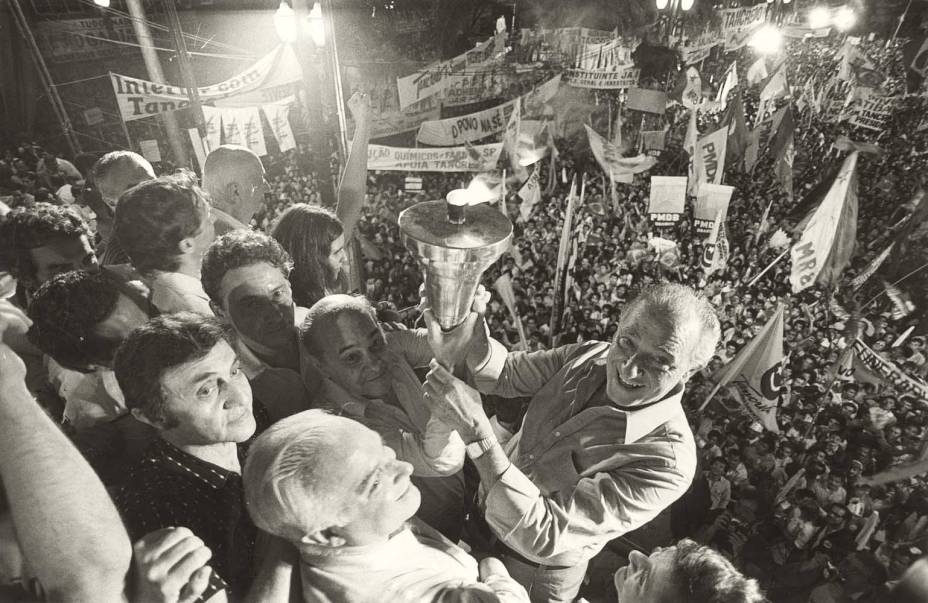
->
<box><xmin>424</xmin><ymin>283</ymin><xmax>720</xmax><ymax>602</ymax></box>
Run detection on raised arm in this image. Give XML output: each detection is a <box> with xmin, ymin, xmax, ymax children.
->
<box><xmin>0</xmin><ymin>301</ymin><xmax>131</xmax><ymax>602</ymax></box>
<box><xmin>335</xmin><ymin>91</ymin><xmax>372</xmax><ymax>239</ymax></box>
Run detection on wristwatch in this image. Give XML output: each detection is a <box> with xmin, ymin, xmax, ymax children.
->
<box><xmin>465</xmin><ymin>435</ymin><xmax>498</xmax><ymax>459</ymax></box>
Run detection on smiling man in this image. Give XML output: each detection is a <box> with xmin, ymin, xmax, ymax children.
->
<box><xmin>244</xmin><ymin>410</ymin><xmax>528</xmax><ymax>602</ymax></box>
<box><xmin>423</xmin><ymin>283</ymin><xmax>720</xmax><ymax>602</ymax></box>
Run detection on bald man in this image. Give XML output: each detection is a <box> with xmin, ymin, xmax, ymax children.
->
<box><xmin>91</xmin><ymin>151</ymin><xmax>155</xmax><ymax>265</ymax></box>
<box><xmin>202</xmin><ymin>145</ymin><xmax>268</xmax><ymax>235</ymax></box>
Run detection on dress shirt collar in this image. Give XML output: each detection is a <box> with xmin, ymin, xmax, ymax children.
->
<box><xmin>588</xmin><ymin>358</ymin><xmax>686</xmax><ymax>444</ymax></box>
<box><xmin>151</xmin><ymin>437</ymin><xmax>240</xmax><ymax>490</ymax></box>
<box><xmin>298</xmin><ymin>524</ymin><xmax>418</xmax><ymax>570</ymax></box>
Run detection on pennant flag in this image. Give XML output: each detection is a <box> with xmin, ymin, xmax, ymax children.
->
<box><xmin>585</xmin><ymin>125</ymin><xmax>657</xmax><ymax>179</ymax></box>
<box><xmin>692</xmin><ymin>126</ymin><xmax>728</xmax><ymax>196</ymax></box>
<box><xmin>883</xmin><ymin>280</ymin><xmax>915</xmax><ymax>320</ymax></box>
<box><xmin>790</xmin><ymin>152</ymin><xmax>859</xmax><ymax>293</ymax></box>
<box><xmin>850</xmin><ymin>243</ymin><xmax>894</xmax><ymax>290</ymax></box>
<box><xmin>493</xmin><ymin>273</ymin><xmax>529</xmax><ymax>350</ymax></box>
<box><xmin>710</xmin><ymin>305</ymin><xmax>786</xmax><ymax>432</ymax></box>
<box><xmin>671</xmin><ymin>66</ymin><xmax>705</xmax><ymax>109</ymax></box>
<box><xmin>262</xmin><ymin>99</ymin><xmax>297</xmax><ymax>153</ymax></box>
<box><xmin>517</xmin><ymin>165</ymin><xmax>542</xmax><ymax>222</ymax></box>
<box><xmin>201</xmin><ymin>105</ymin><xmax>222</xmax><ymax>153</ymax></box>
<box><xmin>747</xmin><ymin>57</ymin><xmax>768</xmax><ymax>85</ymax></box>
<box><xmin>771</xmin><ymin>105</ymin><xmax>795</xmax><ymax>200</ymax></box>
<box><xmin>722</xmin><ymin>90</ymin><xmax>749</xmax><ymax>168</ymax></box>
<box><xmin>757</xmin><ymin>65</ymin><xmax>789</xmax><ymax>122</ymax></box>
<box><xmin>701</xmin><ymin>210</ymin><xmax>729</xmax><ymax>276</ymax></box>
<box><xmin>717</xmin><ymin>61</ymin><xmax>739</xmax><ymax>110</ymax></box>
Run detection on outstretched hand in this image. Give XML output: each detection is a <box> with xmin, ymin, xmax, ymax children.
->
<box><xmin>423</xmin><ymin>359</ymin><xmax>491</xmax><ymax>441</ymax></box>
<box><xmin>347</xmin><ymin>91</ymin><xmax>372</xmax><ymax>124</ymax></box>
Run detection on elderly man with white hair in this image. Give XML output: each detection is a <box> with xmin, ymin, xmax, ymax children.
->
<box><xmin>423</xmin><ymin>283</ymin><xmax>721</xmax><ymax>602</ymax></box>
<box><xmin>243</xmin><ymin>410</ymin><xmax>529</xmax><ymax>603</ymax></box>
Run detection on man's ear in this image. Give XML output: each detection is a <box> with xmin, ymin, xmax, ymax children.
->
<box><xmin>228</xmin><ymin>181</ymin><xmax>241</xmax><ymax>203</ymax></box>
<box><xmin>178</xmin><ymin>236</ymin><xmax>195</xmax><ymax>255</ymax></box>
<box><xmin>301</xmin><ymin>526</ymin><xmax>347</xmax><ymax>549</ymax></box>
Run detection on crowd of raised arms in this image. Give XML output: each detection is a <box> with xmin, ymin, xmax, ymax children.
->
<box><xmin>1</xmin><ymin>22</ymin><xmax>928</xmax><ymax>603</ymax></box>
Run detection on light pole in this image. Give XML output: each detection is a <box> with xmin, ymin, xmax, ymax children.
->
<box><xmin>274</xmin><ymin>0</ymin><xmax>335</xmax><ymax>207</ymax></box>
<box><xmin>656</xmin><ymin>0</ymin><xmax>695</xmax><ymax>46</ymax></box>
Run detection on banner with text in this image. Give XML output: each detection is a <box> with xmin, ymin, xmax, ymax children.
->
<box><xmin>852</xmin><ymin>339</ymin><xmax>928</xmax><ymax>399</ymax></box>
<box><xmin>263</xmin><ymin>99</ymin><xmax>296</xmax><ymax>153</ymax></box>
<box><xmin>110</xmin><ymin>45</ymin><xmax>301</xmax><ymax>122</ymax></box>
<box><xmin>720</xmin><ymin>5</ymin><xmax>768</xmax><ymax>51</ymax></box>
<box><xmin>397</xmin><ymin>36</ymin><xmax>502</xmax><ymax>109</ymax></box>
<box><xmin>694</xmin><ymin>184</ymin><xmax>735</xmax><ymax>233</ymax></box>
<box><xmin>366</xmin><ymin>143</ymin><xmax>503</xmax><ymax>172</ymax></box>
<box><xmin>565</xmin><ymin>66</ymin><xmax>640</xmax><ymax>89</ymax></box>
<box><xmin>648</xmin><ymin>176</ymin><xmax>688</xmax><ymax>226</ymax></box>
<box><xmin>849</xmin><ymin>96</ymin><xmax>897</xmax><ymax>131</ymax></box>
<box><xmin>693</xmin><ymin>126</ymin><xmax>728</xmax><ymax>196</ymax></box>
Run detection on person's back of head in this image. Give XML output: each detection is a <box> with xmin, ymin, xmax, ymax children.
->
<box><xmin>114</xmin><ymin>175</ymin><xmax>211</xmax><ymax>275</ymax></box>
<box><xmin>90</xmin><ymin>151</ymin><xmax>154</xmax><ymax>207</ymax></box>
<box><xmin>271</xmin><ymin>204</ymin><xmax>344</xmax><ymax>307</ymax></box>
<box><xmin>202</xmin><ymin>146</ymin><xmax>266</xmax><ymax>225</ymax></box>
<box><xmin>664</xmin><ymin>539</ymin><xmax>765</xmax><ymax>603</ymax></box>
<box><xmin>299</xmin><ymin>294</ymin><xmax>376</xmax><ymax>358</ymax></box>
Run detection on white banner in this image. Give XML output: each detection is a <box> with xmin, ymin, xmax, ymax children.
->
<box><xmin>648</xmin><ymin>176</ymin><xmax>687</xmax><ymax>226</ymax></box>
<box><xmin>517</xmin><ymin>165</ymin><xmax>542</xmax><ymax>222</ymax></box>
<box><xmin>417</xmin><ymin>101</ymin><xmax>517</xmax><ymax>146</ymax></box>
<box><xmin>564</xmin><ymin>66</ymin><xmax>640</xmax><ymax>89</ymax></box>
<box><xmin>201</xmin><ymin>105</ymin><xmax>222</xmax><ymax>153</ymax></box>
<box><xmin>262</xmin><ymin>99</ymin><xmax>296</xmax><ymax>153</ymax></box>
<box><xmin>219</xmin><ymin>107</ymin><xmax>246</xmax><ymax>146</ymax></box>
<box><xmin>109</xmin><ymin>45</ymin><xmax>301</xmax><ymax>122</ymax></box>
<box><xmin>790</xmin><ymin>153</ymin><xmax>858</xmax><ymax>292</ymax></box>
<box><xmin>241</xmin><ymin>107</ymin><xmax>266</xmax><ymax>157</ymax></box>
<box><xmin>586</xmin><ymin>125</ymin><xmax>657</xmax><ymax>179</ymax></box>
<box><xmin>367</xmin><ymin>142</ymin><xmax>503</xmax><ymax>172</ymax></box>
<box><xmin>721</xmin><ymin>5</ymin><xmax>768</xmax><ymax>51</ymax></box>
<box><xmin>397</xmin><ymin>36</ymin><xmax>501</xmax><ymax>109</ymax></box>
<box><xmin>849</xmin><ymin>96</ymin><xmax>897</xmax><ymax>131</ymax></box>
<box><xmin>693</xmin><ymin>126</ymin><xmax>728</xmax><ymax>196</ymax></box>
<box><xmin>694</xmin><ymin>184</ymin><xmax>734</xmax><ymax>233</ymax></box>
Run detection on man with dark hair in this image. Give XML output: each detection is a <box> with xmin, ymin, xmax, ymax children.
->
<box><xmin>424</xmin><ymin>283</ymin><xmax>721</xmax><ymax>602</ymax></box>
<box><xmin>0</xmin><ymin>203</ymin><xmax>97</xmax><ymax>302</ymax></box>
<box><xmin>27</xmin><ymin>269</ymin><xmax>152</xmax><ymax>429</ymax></box>
<box><xmin>201</xmin><ymin>229</ymin><xmax>311</xmax><ymax>420</ymax></box>
<box><xmin>114</xmin><ymin>176</ymin><xmax>214</xmax><ymax>315</ymax></box>
<box><xmin>112</xmin><ymin>312</ymin><xmax>258</xmax><ymax>598</ymax></box>
<box><xmin>613</xmin><ymin>539</ymin><xmax>765</xmax><ymax>602</ymax></box>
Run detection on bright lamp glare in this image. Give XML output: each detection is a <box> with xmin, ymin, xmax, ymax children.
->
<box><xmin>808</xmin><ymin>6</ymin><xmax>831</xmax><ymax>29</ymax></box>
<box><xmin>749</xmin><ymin>25</ymin><xmax>783</xmax><ymax>55</ymax></box>
<box><xmin>93</xmin><ymin>0</ymin><xmax>110</xmax><ymax>6</ymax></box>
<box><xmin>655</xmin><ymin>0</ymin><xmax>669</xmax><ymax>10</ymax></box>
<box><xmin>274</xmin><ymin>1</ymin><xmax>298</xmax><ymax>43</ymax></box>
<box><xmin>783</xmin><ymin>0</ymin><xmax>792</xmax><ymax>4</ymax></box>
<box><xmin>681</xmin><ymin>0</ymin><xmax>694</xmax><ymax>11</ymax></box>
<box><xmin>834</xmin><ymin>6</ymin><xmax>856</xmax><ymax>31</ymax></box>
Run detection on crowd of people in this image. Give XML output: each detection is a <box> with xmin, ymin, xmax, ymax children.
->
<box><xmin>0</xmin><ymin>13</ymin><xmax>927</xmax><ymax>603</ymax></box>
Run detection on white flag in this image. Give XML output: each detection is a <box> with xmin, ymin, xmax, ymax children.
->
<box><xmin>201</xmin><ymin>105</ymin><xmax>222</xmax><ymax>153</ymax></box>
<box><xmin>747</xmin><ymin>57</ymin><xmax>768</xmax><ymax>85</ymax></box>
<box><xmin>517</xmin><ymin>165</ymin><xmax>541</xmax><ymax>222</ymax></box>
<box><xmin>692</xmin><ymin>126</ymin><xmax>727</xmax><ymax>196</ymax></box>
<box><xmin>717</xmin><ymin>61</ymin><xmax>739</xmax><ymax>110</ymax></box>
<box><xmin>262</xmin><ymin>99</ymin><xmax>296</xmax><ymax>152</ymax></box>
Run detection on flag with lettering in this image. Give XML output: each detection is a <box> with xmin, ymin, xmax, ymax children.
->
<box><xmin>671</xmin><ymin>66</ymin><xmax>705</xmax><ymax>109</ymax></box>
<box><xmin>757</xmin><ymin>65</ymin><xmax>789</xmax><ymax>122</ymax></box>
<box><xmin>883</xmin><ymin>280</ymin><xmax>915</xmax><ymax>320</ymax></box>
<box><xmin>692</xmin><ymin>126</ymin><xmax>728</xmax><ymax>196</ymax></box>
<box><xmin>771</xmin><ymin>105</ymin><xmax>795</xmax><ymax>200</ymax></box>
<box><xmin>551</xmin><ymin>177</ymin><xmax>578</xmax><ymax>343</ymax></box>
<box><xmin>790</xmin><ymin>152</ymin><xmax>859</xmax><ymax>293</ymax></box>
<box><xmin>701</xmin><ymin>210</ymin><xmax>729</xmax><ymax>276</ymax></box>
<box><xmin>517</xmin><ymin>164</ymin><xmax>541</xmax><ymax>222</ymax></box>
<box><xmin>850</xmin><ymin>243</ymin><xmax>893</xmax><ymax>290</ymax></box>
<box><xmin>713</xmin><ymin>305</ymin><xmax>786</xmax><ymax>433</ymax></box>
<box><xmin>262</xmin><ymin>99</ymin><xmax>297</xmax><ymax>152</ymax></box>
<box><xmin>202</xmin><ymin>105</ymin><xmax>222</xmax><ymax>153</ymax></box>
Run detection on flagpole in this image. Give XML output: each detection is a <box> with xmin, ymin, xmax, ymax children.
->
<box><xmin>861</xmin><ymin>260</ymin><xmax>928</xmax><ymax>310</ymax></box>
<box><xmin>745</xmin><ymin>248</ymin><xmax>790</xmax><ymax>288</ymax></box>
<box><xmin>697</xmin><ymin>380</ymin><xmax>725</xmax><ymax>411</ymax></box>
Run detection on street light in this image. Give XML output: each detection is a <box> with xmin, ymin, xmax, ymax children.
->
<box><xmin>655</xmin><ymin>0</ymin><xmax>693</xmax><ymax>43</ymax></box>
<box><xmin>808</xmin><ymin>6</ymin><xmax>831</xmax><ymax>29</ymax></box>
<box><xmin>307</xmin><ymin>2</ymin><xmax>326</xmax><ymax>48</ymax></box>
<box><xmin>93</xmin><ymin>0</ymin><xmax>110</xmax><ymax>6</ymax></box>
<box><xmin>834</xmin><ymin>6</ymin><xmax>856</xmax><ymax>31</ymax></box>
<box><xmin>274</xmin><ymin>1</ymin><xmax>298</xmax><ymax>44</ymax></box>
<box><xmin>749</xmin><ymin>24</ymin><xmax>783</xmax><ymax>55</ymax></box>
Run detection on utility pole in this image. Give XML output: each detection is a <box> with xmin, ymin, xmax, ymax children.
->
<box><xmin>163</xmin><ymin>0</ymin><xmax>205</xmax><ymax>136</ymax></box>
<box><xmin>9</xmin><ymin>0</ymin><xmax>81</xmax><ymax>156</ymax></box>
<box><xmin>125</xmin><ymin>0</ymin><xmax>189</xmax><ymax>167</ymax></box>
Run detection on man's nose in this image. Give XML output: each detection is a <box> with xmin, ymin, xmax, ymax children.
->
<box><xmin>619</xmin><ymin>356</ymin><xmax>640</xmax><ymax>380</ymax></box>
